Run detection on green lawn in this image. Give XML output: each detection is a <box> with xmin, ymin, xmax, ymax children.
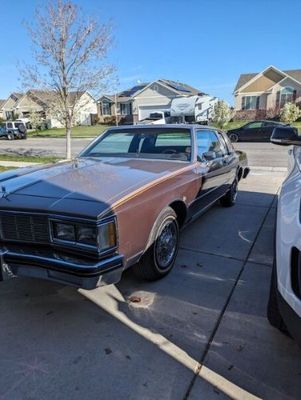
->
<box><xmin>0</xmin><ymin>154</ymin><xmax>60</xmax><ymax>163</ymax></box>
<box><xmin>0</xmin><ymin>166</ymin><xmax>15</xmax><ymax>172</ymax></box>
<box><xmin>28</xmin><ymin>125</ymin><xmax>110</xmax><ymax>138</ymax></box>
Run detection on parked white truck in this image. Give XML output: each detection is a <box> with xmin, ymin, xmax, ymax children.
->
<box><xmin>170</xmin><ymin>95</ymin><xmax>218</xmax><ymax>124</ymax></box>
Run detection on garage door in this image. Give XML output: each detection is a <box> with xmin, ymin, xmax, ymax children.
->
<box><xmin>138</xmin><ymin>105</ymin><xmax>170</xmax><ymax>121</ymax></box>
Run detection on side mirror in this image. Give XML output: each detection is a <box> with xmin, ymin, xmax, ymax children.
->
<box><xmin>270</xmin><ymin>126</ymin><xmax>300</xmax><ymax>146</ymax></box>
<box><xmin>203</xmin><ymin>151</ymin><xmax>216</xmax><ymax>161</ymax></box>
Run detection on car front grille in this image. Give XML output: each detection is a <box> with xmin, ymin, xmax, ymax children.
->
<box><xmin>0</xmin><ymin>213</ymin><xmax>50</xmax><ymax>243</ymax></box>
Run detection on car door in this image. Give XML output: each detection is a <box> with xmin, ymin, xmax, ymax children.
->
<box><xmin>262</xmin><ymin>121</ymin><xmax>276</xmax><ymax>141</ymax></box>
<box><xmin>241</xmin><ymin>121</ymin><xmax>264</xmax><ymax>141</ymax></box>
<box><xmin>189</xmin><ymin>129</ymin><xmax>230</xmax><ymax>217</ymax></box>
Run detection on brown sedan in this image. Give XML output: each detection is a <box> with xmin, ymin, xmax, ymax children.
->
<box><xmin>0</xmin><ymin>125</ymin><xmax>249</xmax><ymax>289</ymax></box>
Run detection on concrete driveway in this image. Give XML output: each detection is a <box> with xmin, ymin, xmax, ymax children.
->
<box><xmin>0</xmin><ymin>171</ymin><xmax>300</xmax><ymax>400</ymax></box>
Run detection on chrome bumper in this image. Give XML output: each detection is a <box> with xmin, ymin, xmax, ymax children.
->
<box><xmin>0</xmin><ymin>246</ymin><xmax>124</xmax><ymax>290</ymax></box>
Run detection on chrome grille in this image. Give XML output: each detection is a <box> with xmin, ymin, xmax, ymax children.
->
<box><xmin>0</xmin><ymin>214</ymin><xmax>50</xmax><ymax>243</ymax></box>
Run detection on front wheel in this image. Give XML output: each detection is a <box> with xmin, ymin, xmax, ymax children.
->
<box><xmin>220</xmin><ymin>178</ymin><xmax>238</xmax><ymax>207</ymax></box>
<box><xmin>133</xmin><ymin>207</ymin><xmax>179</xmax><ymax>281</ymax></box>
<box><xmin>6</xmin><ymin>132</ymin><xmax>14</xmax><ymax>140</ymax></box>
<box><xmin>229</xmin><ymin>133</ymin><xmax>239</xmax><ymax>142</ymax></box>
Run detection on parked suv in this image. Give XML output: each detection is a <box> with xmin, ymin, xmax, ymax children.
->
<box><xmin>267</xmin><ymin>126</ymin><xmax>301</xmax><ymax>346</ymax></box>
<box><xmin>0</xmin><ymin>121</ymin><xmax>27</xmax><ymax>140</ymax></box>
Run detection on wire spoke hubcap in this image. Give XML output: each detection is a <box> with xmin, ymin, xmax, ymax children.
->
<box><xmin>155</xmin><ymin>221</ymin><xmax>177</xmax><ymax>269</ymax></box>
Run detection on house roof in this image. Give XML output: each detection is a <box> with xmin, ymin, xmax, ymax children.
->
<box><xmin>100</xmin><ymin>79</ymin><xmax>203</xmax><ymax>102</ymax></box>
<box><xmin>234</xmin><ymin>68</ymin><xmax>301</xmax><ymax>92</ymax></box>
<box><xmin>158</xmin><ymin>79</ymin><xmax>202</xmax><ymax>95</ymax></box>
<box><xmin>0</xmin><ymin>99</ymin><xmax>6</xmax><ymax>109</ymax></box>
<box><xmin>27</xmin><ymin>90</ymin><xmax>87</xmax><ymax>106</ymax></box>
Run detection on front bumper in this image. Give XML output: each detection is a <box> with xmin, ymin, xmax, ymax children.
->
<box><xmin>0</xmin><ymin>245</ymin><xmax>124</xmax><ymax>290</ymax></box>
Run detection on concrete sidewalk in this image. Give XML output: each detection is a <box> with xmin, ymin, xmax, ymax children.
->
<box><xmin>0</xmin><ymin>174</ymin><xmax>300</xmax><ymax>400</ymax></box>
<box><xmin>0</xmin><ymin>160</ymin><xmax>39</xmax><ymax>167</ymax></box>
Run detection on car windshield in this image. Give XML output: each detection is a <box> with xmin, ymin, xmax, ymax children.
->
<box><xmin>80</xmin><ymin>128</ymin><xmax>192</xmax><ymax>162</ymax></box>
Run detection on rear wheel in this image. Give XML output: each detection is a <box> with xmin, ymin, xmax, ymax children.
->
<box><xmin>133</xmin><ymin>207</ymin><xmax>179</xmax><ymax>281</ymax></box>
<box><xmin>220</xmin><ymin>178</ymin><xmax>238</xmax><ymax>207</ymax></box>
<box><xmin>229</xmin><ymin>133</ymin><xmax>239</xmax><ymax>142</ymax></box>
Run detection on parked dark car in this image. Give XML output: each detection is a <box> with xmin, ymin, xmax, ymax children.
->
<box><xmin>0</xmin><ymin>121</ymin><xmax>27</xmax><ymax>140</ymax></box>
<box><xmin>226</xmin><ymin>120</ymin><xmax>293</xmax><ymax>142</ymax></box>
<box><xmin>0</xmin><ymin>125</ymin><xmax>249</xmax><ymax>289</ymax></box>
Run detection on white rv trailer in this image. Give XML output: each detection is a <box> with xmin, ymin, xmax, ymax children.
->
<box><xmin>170</xmin><ymin>95</ymin><xmax>218</xmax><ymax>123</ymax></box>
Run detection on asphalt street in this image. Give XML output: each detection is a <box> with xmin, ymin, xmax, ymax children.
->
<box><xmin>0</xmin><ymin>137</ymin><xmax>291</xmax><ymax>168</ymax></box>
<box><xmin>1</xmin><ymin>173</ymin><xmax>301</xmax><ymax>400</ymax></box>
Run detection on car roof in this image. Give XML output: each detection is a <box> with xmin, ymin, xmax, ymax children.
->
<box><xmin>247</xmin><ymin>120</ymin><xmax>284</xmax><ymax>124</ymax></box>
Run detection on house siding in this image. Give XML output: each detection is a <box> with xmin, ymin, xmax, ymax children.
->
<box><xmin>234</xmin><ymin>68</ymin><xmax>301</xmax><ymax>119</ymax></box>
<box><xmin>133</xmin><ymin>83</ymin><xmax>178</xmax><ymax>121</ymax></box>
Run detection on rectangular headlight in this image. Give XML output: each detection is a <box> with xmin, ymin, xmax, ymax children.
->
<box><xmin>77</xmin><ymin>225</ymin><xmax>97</xmax><ymax>246</ymax></box>
<box><xmin>98</xmin><ymin>221</ymin><xmax>117</xmax><ymax>251</ymax></box>
<box><xmin>53</xmin><ymin>222</ymin><xmax>75</xmax><ymax>241</ymax></box>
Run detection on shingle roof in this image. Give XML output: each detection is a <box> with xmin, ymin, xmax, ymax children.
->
<box><xmin>234</xmin><ymin>73</ymin><xmax>257</xmax><ymax>92</ymax></box>
<box><xmin>28</xmin><ymin>90</ymin><xmax>86</xmax><ymax>106</ymax></box>
<box><xmin>101</xmin><ymin>79</ymin><xmax>203</xmax><ymax>102</ymax></box>
<box><xmin>234</xmin><ymin>69</ymin><xmax>301</xmax><ymax>92</ymax></box>
<box><xmin>159</xmin><ymin>79</ymin><xmax>203</xmax><ymax>95</ymax></box>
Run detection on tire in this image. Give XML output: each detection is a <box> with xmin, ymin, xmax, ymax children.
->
<box><xmin>267</xmin><ymin>260</ymin><xmax>290</xmax><ymax>335</ymax></box>
<box><xmin>220</xmin><ymin>178</ymin><xmax>238</xmax><ymax>207</ymax></box>
<box><xmin>229</xmin><ymin>133</ymin><xmax>239</xmax><ymax>142</ymax></box>
<box><xmin>133</xmin><ymin>207</ymin><xmax>179</xmax><ymax>281</ymax></box>
<box><xmin>6</xmin><ymin>132</ymin><xmax>14</xmax><ymax>140</ymax></box>
<box><xmin>18</xmin><ymin>125</ymin><xmax>26</xmax><ymax>134</ymax></box>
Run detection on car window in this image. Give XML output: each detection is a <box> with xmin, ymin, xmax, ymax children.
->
<box><xmin>263</xmin><ymin>121</ymin><xmax>278</xmax><ymax>127</ymax></box>
<box><xmin>221</xmin><ymin>132</ymin><xmax>234</xmax><ymax>153</ymax></box>
<box><xmin>81</xmin><ymin>128</ymin><xmax>192</xmax><ymax>162</ymax></box>
<box><xmin>7</xmin><ymin>122</ymin><xmax>13</xmax><ymax>128</ymax></box>
<box><xmin>244</xmin><ymin>122</ymin><xmax>263</xmax><ymax>129</ymax></box>
<box><xmin>196</xmin><ymin>130</ymin><xmax>227</xmax><ymax>159</ymax></box>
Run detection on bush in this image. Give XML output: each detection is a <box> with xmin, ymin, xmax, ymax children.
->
<box><xmin>280</xmin><ymin>103</ymin><xmax>301</xmax><ymax>124</ymax></box>
<box><xmin>103</xmin><ymin>116</ymin><xmax>116</xmax><ymax>125</ymax></box>
<box><xmin>212</xmin><ymin>100</ymin><xmax>232</xmax><ymax>128</ymax></box>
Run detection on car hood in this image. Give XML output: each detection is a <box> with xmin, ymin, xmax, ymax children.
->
<box><xmin>0</xmin><ymin>158</ymin><xmax>188</xmax><ymax>218</ymax></box>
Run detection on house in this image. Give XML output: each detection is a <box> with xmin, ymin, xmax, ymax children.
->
<box><xmin>0</xmin><ymin>99</ymin><xmax>6</xmax><ymax>119</ymax></box>
<box><xmin>1</xmin><ymin>92</ymin><xmax>24</xmax><ymax>120</ymax></box>
<box><xmin>0</xmin><ymin>90</ymin><xmax>97</xmax><ymax>127</ymax></box>
<box><xmin>98</xmin><ymin>79</ymin><xmax>203</xmax><ymax>124</ymax></box>
<box><xmin>234</xmin><ymin>65</ymin><xmax>301</xmax><ymax>119</ymax></box>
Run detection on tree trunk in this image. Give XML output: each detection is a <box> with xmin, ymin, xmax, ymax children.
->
<box><xmin>66</xmin><ymin>121</ymin><xmax>72</xmax><ymax>160</ymax></box>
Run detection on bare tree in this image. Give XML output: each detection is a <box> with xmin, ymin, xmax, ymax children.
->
<box><xmin>22</xmin><ymin>0</ymin><xmax>114</xmax><ymax>159</ymax></box>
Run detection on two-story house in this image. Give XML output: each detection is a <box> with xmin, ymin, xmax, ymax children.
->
<box><xmin>234</xmin><ymin>65</ymin><xmax>301</xmax><ymax>119</ymax></box>
<box><xmin>98</xmin><ymin>79</ymin><xmax>202</xmax><ymax>124</ymax></box>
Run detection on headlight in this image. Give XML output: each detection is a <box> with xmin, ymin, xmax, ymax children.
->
<box><xmin>53</xmin><ymin>222</ymin><xmax>75</xmax><ymax>241</ymax></box>
<box><xmin>51</xmin><ymin>219</ymin><xmax>117</xmax><ymax>253</ymax></box>
<box><xmin>77</xmin><ymin>225</ymin><xmax>97</xmax><ymax>246</ymax></box>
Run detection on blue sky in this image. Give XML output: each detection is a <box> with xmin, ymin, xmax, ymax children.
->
<box><xmin>0</xmin><ymin>0</ymin><xmax>300</xmax><ymax>104</ymax></box>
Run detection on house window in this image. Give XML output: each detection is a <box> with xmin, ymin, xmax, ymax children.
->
<box><xmin>102</xmin><ymin>102</ymin><xmax>111</xmax><ymax>115</ymax></box>
<box><xmin>276</xmin><ymin>87</ymin><xmax>297</xmax><ymax>108</ymax></box>
<box><xmin>241</xmin><ymin>96</ymin><xmax>260</xmax><ymax>110</ymax></box>
<box><xmin>120</xmin><ymin>103</ymin><xmax>132</xmax><ymax>115</ymax></box>
<box><xmin>5</xmin><ymin>111</ymin><xmax>14</xmax><ymax>120</ymax></box>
